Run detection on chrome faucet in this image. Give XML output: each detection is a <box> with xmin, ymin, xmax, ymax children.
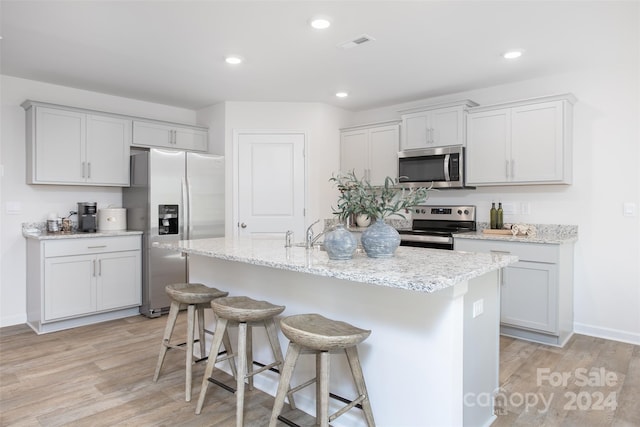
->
<box><xmin>305</xmin><ymin>219</ymin><xmax>325</xmax><ymax>249</ymax></box>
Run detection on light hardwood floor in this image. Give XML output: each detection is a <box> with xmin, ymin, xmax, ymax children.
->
<box><xmin>1</xmin><ymin>314</ymin><xmax>638</xmax><ymax>426</ymax></box>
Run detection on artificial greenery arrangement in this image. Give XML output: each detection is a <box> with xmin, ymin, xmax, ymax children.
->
<box><xmin>329</xmin><ymin>171</ymin><xmax>432</xmax><ymax>221</ymax></box>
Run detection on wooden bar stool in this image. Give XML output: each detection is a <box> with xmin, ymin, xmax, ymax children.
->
<box><xmin>153</xmin><ymin>283</ymin><xmax>233</xmax><ymax>402</ymax></box>
<box><xmin>269</xmin><ymin>313</ymin><xmax>375</xmax><ymax>427</ymax></box>
<box><xmin>195</xmin><ymin>296</ymin><xmax>293</xmax><ymax>426</ymax></box>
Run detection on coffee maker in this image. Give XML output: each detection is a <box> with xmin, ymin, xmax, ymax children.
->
<box><xmin>77</xmin><ymin>202</ymin><xmax>97</xmax><ymax>232</ymax></box>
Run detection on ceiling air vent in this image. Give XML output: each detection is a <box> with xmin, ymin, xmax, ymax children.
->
<box><xmin>339</xmin><ymin>34</ymin><xmax>376</xmax><ymax>50</ymax></box>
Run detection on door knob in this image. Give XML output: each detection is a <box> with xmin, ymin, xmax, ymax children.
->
<box><xmin>240</xmin><ymin>223</ymin><xmax>247</xmax><ymax>228</ymax></box>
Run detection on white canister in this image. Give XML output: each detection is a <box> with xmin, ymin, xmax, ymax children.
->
<box><xmin>98</xmin><ymin>208</ymin><xmax>127</xmax><ymax>231</ymax></box>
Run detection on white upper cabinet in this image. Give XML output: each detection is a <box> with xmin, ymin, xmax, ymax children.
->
<box><xmin>23</xmin><ymin>101</ymin><xmax>131</xmax><ymax>186</ymax></box>
<box><xmin>399</xmin><ymin>100</ymin><xmax>478</xmax><ymax>150</ymax></box>
<box><xmin>132</xmin><ymin>120</ymin><xmax>208</xmax><ymax>152</ymax></box>
<box><xmin>466</xmin><ymin>94</ymin><xmax>576</xmax><ymax>186</ymax></box>
<box><xmin>340</xmin><ymin>121</ymin><xmax>400</xmax><ymax>185</ymax></box>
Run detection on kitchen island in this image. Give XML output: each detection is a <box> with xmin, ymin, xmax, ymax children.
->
<box><xmin>156</xmin><ymin>237</ymin><xmax>518</xmax><ymax>427</ymax></box>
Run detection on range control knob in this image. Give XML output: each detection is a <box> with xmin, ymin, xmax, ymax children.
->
<box><xmin>457</xmin><ymin>209</ymin><xmax>463</xmax><ymax>215</ymax></box>
<box><xmin>464</xmin><ymin>209</ymin><xmax>470</xmax><ymax>215</ymax></box>
<box><xmin>421</xmin><ymin>209</ymin><xmax>426</xmax><ymax>214</ymax></box>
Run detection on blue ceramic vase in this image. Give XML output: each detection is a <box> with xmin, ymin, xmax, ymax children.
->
<box><xmin>360</xmin><ymin>218</ymin><xmax>400</xmax><ymax>258</ymax></box>
<box><xmin>323</xmin><ymin>224</ymin><xmax>357</xmax><ymax>260</ymax></box>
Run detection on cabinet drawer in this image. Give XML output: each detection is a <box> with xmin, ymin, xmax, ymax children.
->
<box><xmin>455</xmin><ymin>238</ymin><xmax>558</xmax><ymax>263</ymax></box>
<box><xmin>44</xmin><ymin>236</ymin><xmax>141</xmax><ymax>258</ymax></box>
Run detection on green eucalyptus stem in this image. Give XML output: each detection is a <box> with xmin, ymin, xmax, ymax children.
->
<box><xmin>329</xmin><ymin>171</ymin><xmax>432</xmax><ymax>221</ymax></box>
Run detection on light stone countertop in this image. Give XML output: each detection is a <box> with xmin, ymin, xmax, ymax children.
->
<box><xmin>154</xmin><ymin>237</ymin><xmax>518</xmax><ymax>293</ymax></box>
<box><xmin>454</xmin><ymin>223</ymin><xmax>578</xmax><ymax>245</ymax></box>
<box><xmin>23</xmin><ymin>229</ymin><xmax>143</xmax><ymax>240</ymax></box>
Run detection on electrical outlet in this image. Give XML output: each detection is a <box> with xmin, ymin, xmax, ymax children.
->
<box><xmin>473</xmin><ymin>299</ymin><xmax>484</xmax><ymax>318</ymax></box>
<box><xmin>501</xmin><ymin>202</ymin><xmax>517</xmax><ymax>215</ymax></box>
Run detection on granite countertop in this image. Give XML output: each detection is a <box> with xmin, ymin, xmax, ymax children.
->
<box><xmin>23</xmin><ymin>229</ymin><xmax>143</xmax><ymax>240</ymax></box>
<box><xmin>454</xmin><ymin>223</ymin><xmax>578</xmax><ymax>244</ymax></box>
<box><xmin>154</xmin><ymin>237</ymin><xmax>518</xmax><ymax>293</ymax></box>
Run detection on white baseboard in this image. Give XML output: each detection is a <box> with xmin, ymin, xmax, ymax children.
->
<box><xmin>574</xmin><ymin>322</ymin><xmax>640</xmax><ymax>346</ymax></box>
<box><xmin>0</xmin><ymin>314</ymin><xmax>27</xmax><ymax>328</ymax></box>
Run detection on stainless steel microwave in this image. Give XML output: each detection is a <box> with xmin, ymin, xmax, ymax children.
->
<box><xmin>398</xmin><ymin>145</ymin><xmax>471</xmax><ymax>189</ymax></box>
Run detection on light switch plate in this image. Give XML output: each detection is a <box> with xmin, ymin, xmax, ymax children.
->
<box><xmin>623</xmin><ymin>202</ymin><xmax>637</xmax><ymax>217</ymax></box>
<box><xmin>6</xmin><ymin>201</ymin><xmax>22</xmax><ymax>214</ymax></box>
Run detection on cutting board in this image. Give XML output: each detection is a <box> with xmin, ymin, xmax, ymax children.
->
<box><xmin>482</xmin><ymin>229</ymin><xmax>513</xmax><ymax>235</ymax></box>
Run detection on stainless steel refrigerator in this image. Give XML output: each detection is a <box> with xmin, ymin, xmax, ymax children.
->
<box><xmin>123</xmin><ymin>148</ymin><xmax>225</xmax><ymax>317</ymax></box>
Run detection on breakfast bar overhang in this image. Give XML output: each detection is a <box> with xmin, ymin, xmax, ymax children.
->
<box><xmin>155</xmin><ymin>237</ymin><xmax>518</xmax><ymax>427</ymax></box>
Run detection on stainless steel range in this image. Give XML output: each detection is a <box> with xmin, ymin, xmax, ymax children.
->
<box><xmin>399</xmin><ymin>205</ymin><xmax>476</xmax><ymax>250</ymax></box>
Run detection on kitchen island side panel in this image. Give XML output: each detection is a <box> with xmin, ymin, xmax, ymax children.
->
<box><xmin>189</xmin><ymin>254</ymin><xmax>499</xmax><ymax>427</ymax></box>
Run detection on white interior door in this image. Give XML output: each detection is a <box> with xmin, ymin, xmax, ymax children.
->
<box><xmin>236</xmin><ymin>132</ymin><xmax>306</xmax><ymax>239</ymax></box>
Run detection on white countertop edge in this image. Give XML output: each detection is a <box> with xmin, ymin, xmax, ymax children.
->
<box><xmin>23</xmin><ymin>230</ymin><xmax>143</xmax><ymax>240</ymax></box>
<box><xmin>453</xmin><ymin>231</ymin><xmax>578</xmax><ymax>245</ymax></box>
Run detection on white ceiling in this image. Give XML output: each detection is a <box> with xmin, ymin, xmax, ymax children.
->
<box><xmin>0</xmin><ymin>1</ymin><xmax>633</xmax><ymax>111</ymax></box>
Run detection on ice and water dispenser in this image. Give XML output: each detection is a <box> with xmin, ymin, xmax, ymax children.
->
<box><xmin>158</xmin><ymin>205</ymin><xmax>179</xmax><ymax>235</ymax></box>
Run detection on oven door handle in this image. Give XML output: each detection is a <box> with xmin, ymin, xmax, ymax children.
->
<box><xmin>400</xmin><ymin>234</ymin><xmax>453</xmax><ymax>244</ymax></box>
<box><xmin>443</xmin><ymin>154</ymin><xmax>451</xmax><ymax>181</ymax></box>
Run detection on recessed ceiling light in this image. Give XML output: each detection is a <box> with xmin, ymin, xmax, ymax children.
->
<box><xmin>503</xmin><ymin>50</ymin><xmax>523</xmax><ymax>59</ymax></box>
<box><xmin>336</xmin><ymin>92</ymin><xmax>348</xmax><ymax>98</ymax></box>
<box><xmin>225</xmin><ymin>55</ymin><xmax>243</xmax><ymax>65</ymax></box>
<box><xmin>310</xmin><ymin>17</ymin><xmax>331</xmax><ymax>30</ymax></box>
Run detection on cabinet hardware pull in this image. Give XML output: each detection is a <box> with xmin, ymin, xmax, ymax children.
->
<box><xmin>82</xmin><ymin>161</ymin><xmax>85</xmax><ymax>178</ymax></box>
<box><xmin>87</xmin><ymin>245</ymin><xmax>107</xmax><ymax>249</ymax></box>
<box><xmin>511</xmin><ymin>159</ymin><xmax>515</xmax><ymax>178</ymax></box>
<box><xmin>92</xmin><ymin>259</ymin><xmax>96</xmax><ymax>277</ymax></box>
<box><xmin>490</xmin><ymin>250</ymin><xmax>511</xmax><ymax>254</ymax></box>
<box><xmin>98</xmin><ymin>259</ymin><xmax>101</xmax><ymax>276</ymax></box>
<box><xmin>87</xmin><ymin>162</ymin><xmax>91</xmax><ymax>179</ymax></box>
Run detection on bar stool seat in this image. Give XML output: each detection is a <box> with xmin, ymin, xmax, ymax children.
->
<box><xmin>153</xmin><ymin>283</ymin><xmax>232</xmax><ymax>402</ymax></box>
<box><xmin>196</xmin><ymin>296</ymin><xmax>293</xmax><ymax>426</ymax></box>
<box><xmin>269</xmin><ymin>313</ymin><xmax>376</xmax><ymax>427</ymax></box>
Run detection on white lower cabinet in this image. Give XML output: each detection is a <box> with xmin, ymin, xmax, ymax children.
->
<box><xmin>454</xmin><ymin>238</ymin><xmax>574</xmax><ymax>347</ymax></box>
<box><xmin>27</xmin><ymin>235</ymin><xmax>142</xmax><ymax>334</ymax></box>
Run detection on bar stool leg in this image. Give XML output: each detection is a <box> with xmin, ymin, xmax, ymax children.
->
<box><xmin>195</xmin><ymin>317</ymin><xmax>229</xmax><ymax>415</ymax></box>
<box><xmin>268</xmin><ymin>342</ymin><xmax>302</xmax><ymax>427</ymax></box>
<box><xmin>345</xmin><ymin>346</ymin><xmax>376</xmax><ymax>427</ymax></box>
<box><xmin>196</xmin><ymin>303</ymin><xmax>207</xmax><ymax>358</ymax></box>
<box><xmin>317</xmin><ymin>351</ymin><xmax>330</xmax><ymax>427</ymax></box>
<box><xmin>222</xmin><ymin>329</ymin><xmax>238</xmax><ymax>379</ymax></box>
<box><xmin>264</xmin><ymin>318</ymin><xmax>295</xmax><ymax>409</ymax></box>
<box><xmin>236</xmin><ymin>322</ymin><xmax>248</xmax><ymax>427</ymax></box>
<box><xmin>185</xmin><ymin>304</ymin><xmax>196</xmax><ymax>401</ymax></box>
<box><xmin>153</xmin><ymin>300</ymin><xmax>180</xmax><ymax>382</ymax></box>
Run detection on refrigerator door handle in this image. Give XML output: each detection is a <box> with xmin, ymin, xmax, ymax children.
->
<box><xmin>181</xmin><ymin>176</ymin><xmax>189</xmax><ymax>239</ymax></box>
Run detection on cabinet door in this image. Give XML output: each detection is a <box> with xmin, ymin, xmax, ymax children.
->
<box><xmin>401</xmin><ymin>113</ymin><xmax>430</xmax><ymax>150</ymax></box>
<box><xmin>132</xmin><ymin>121</ymin><xmax>173</xmax><ymax>148</ymax></box>
<box><xmin>369</xmin><ymin>124</ymin><xmax>399</xmax><ymax>185</ymax></box>
<box><xmin>34</xmin><ymin>107</ymin><xmax>86</xmax><ymax>184</ymax></box>
<box><xmin>44</xmin><ymin>254</ymin><xmax>96</xmax><ymax>320</ymax></box>
<box><xmin>86</xmin><ymin>115</ymin><xmax>131</xmax><ymax>185</ymax></box>
<box><xmin>431</xmin><ymin>106</ymin><xmax>465</xmax><ymax>147</ymax></box>
<box><xmin>466</xmin><ymin>108</ymin><xmax>511</xmax><ymax>185</ymax></box>
<box><xmin>510</xmin><ymin>101</ymin><xmax>564</xmax><ymax>183</ymax></box>
<box><xmin>340</xmin><ymin>129</ymin><xmax>369</xmax><ymax>179</ymax></box>
<box><xmin>501</xmin><ymin>261</ymin><xmax>558</xmax><ymax>333</ymax></box>
<box><xmin>96</xmin><ymin>251</ymin><xmax>141</xmax><ymax>311</ymax></box>
<box><xmin>174</xmin><ymin>127</ymin><xmax>208</xmax><ymax>152</ymax></box>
